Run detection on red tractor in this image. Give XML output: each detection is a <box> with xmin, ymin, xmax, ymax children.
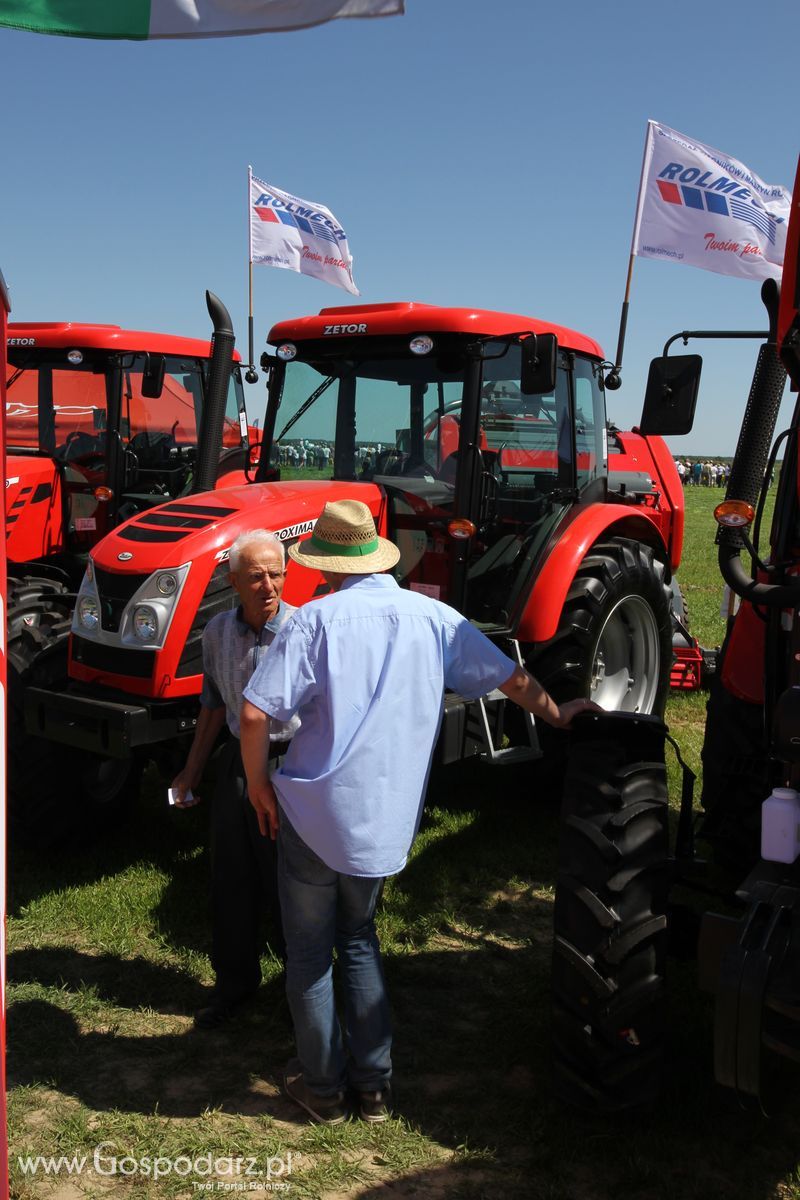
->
<box><xmin>6</xmin><ymin>293</ymin><xmax>254</xmax><ymax>838</ymax></box>
<box><xmin>552</xmin><ymin>157</ymin><xmax>800</xmax><ymax>1114</ymax></box>
<box><xmin>28</xmin><ymin>301</ymin><xmax>686</xmax><ymax>831</ymax></box>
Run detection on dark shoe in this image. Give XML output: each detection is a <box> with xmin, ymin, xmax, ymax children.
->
<box><xmin>283</xmin><ymin>1060</ymin><xmax>348</xmax><ymax>1125</ymax></box>
<box><xmin>359</xmin><ymin>1085</ymin><xmax>393</xmax><ymax>1123</ymax></box>
<box><xmin>193</xmin><ymin>991</ymin><xmax>256</xmax><ymax>1030</ymax></box>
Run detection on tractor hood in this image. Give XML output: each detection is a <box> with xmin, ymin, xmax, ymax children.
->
<box><xmin>89</xmin><ymin>480</ymin><xmax>384</xmax><ymax>581</ymax></box>
<box><xmin>73</xmin><ymin>479</ymin><xmax>386</xmax><ymax>698</ymax></box>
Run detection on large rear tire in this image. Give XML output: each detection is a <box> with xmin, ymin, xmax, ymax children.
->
<box><xmin>530</xmin><ymin>538</ymin><xmax>673</xmax><ymax>717</ymax></box>
<box><xmin>552</xmin><ymin>712</ymin><xmax>670</xmax><ymax>1111</ymax></box>
<box><xmin>7</xmin><ymin>573</ymin><xmax>142</xmax><ymax>846</ymax></box>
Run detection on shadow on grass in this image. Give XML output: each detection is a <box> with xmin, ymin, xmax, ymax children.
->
<box><xmin>9</xmin><ymin>931</ymin><xmax>800</xmax><ymax>1200</ymax></box>
<box><xmin>8</xmin><ymin>947</ymin><xmax>203</xmax><ymax>1016</ymax></box>
<box><xmin>8</xmin><ymin>755</ymin><xmax>800</xmax><ymax>1198</ymax></box>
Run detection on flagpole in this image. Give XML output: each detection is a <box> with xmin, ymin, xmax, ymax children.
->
<box><xmin>606</xmin><ymin>122</ymin><xmax>654</xmax><ymax>391</ymax></box>
<box><xmin>245</xmin><ymin>165</ymin><xmax>259</xmax><ymax>384</ymax></box>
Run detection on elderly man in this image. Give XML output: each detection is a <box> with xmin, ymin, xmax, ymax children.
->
<box><xmin>240</xmin><ymin>500</ymin><xmax>594</xmax><ymax>1123</ymax></box>
<box><xmin>172</xmin><ymin>528</ymin><xmax>298</xmax><ymax>1029</ymax></box>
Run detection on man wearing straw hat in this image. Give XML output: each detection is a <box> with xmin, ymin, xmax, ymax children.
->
<box><xmin>240</xmin><ymin>500</ymin><xmax>594</xmax><ymax>1125</ymax></box>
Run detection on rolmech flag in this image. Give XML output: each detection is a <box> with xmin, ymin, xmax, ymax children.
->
<box><xmin>632</xmin><ymin>120</ymin><xmax>791</xmax><ymax>282</ymax></box>
<box><xmin>250</xmin><ymin>174</ymin><xmax>359</xmax><ymax>295</ymax></box>
<box><xmin>0</xmin><ymin>0</ymin><xmax>402</xmax><ymax>39</ymax></box>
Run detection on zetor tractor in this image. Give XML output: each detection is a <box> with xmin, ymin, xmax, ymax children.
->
<box><xmin>553</xmin><ymin>158</ymin><xmax>800</xmax><ymax>1114</ymax></box>
<box><xmin>7</xmin><ymin>293</ymin><xmax>253</xmax><ymax>838</ymax></box>
<box><xmin>30</xmin><ymin>300</ymin><xmax>685</xmax><ymax>831</ymax></box>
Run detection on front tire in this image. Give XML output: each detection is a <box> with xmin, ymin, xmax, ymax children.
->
<box><xmin>7</xmin><ymin>574</ymin><xmax>76</xmax><ymax>845</ymax></box>
<box><xmin>8</xmin><ymin>573</ymin><xmax>143</xmax><ymax>846</ymax></box>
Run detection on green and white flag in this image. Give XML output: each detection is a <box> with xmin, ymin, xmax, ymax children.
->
<box><xmin>0</xmin><ymin>0</ymin><xmax>403</xmax><ymax>39</ymax></box>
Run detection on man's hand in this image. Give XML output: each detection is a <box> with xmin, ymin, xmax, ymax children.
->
<box><xmin>552</xmin><ymin>697</ymin><xmax>603</xmax><ymax>729</ymax></box>
<box><xmin>499</xmin><ymin>665</ymin><xmax>602</xmax><ymax>728</ymax></box>
<box><xmin>170</xmin><ymin>768</ymin><xmax>202</xmax><ymax>809</ymax></box>
<box><xmin>248</xmin><ymin>777</ymin><xmax>279</xmax><ymax>840</ymax></box>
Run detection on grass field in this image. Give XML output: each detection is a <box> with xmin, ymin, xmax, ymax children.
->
<box><xmin>8</xmin><ymin>483</ymin><xmax>800</xmax><ymax>1200</ymax></box>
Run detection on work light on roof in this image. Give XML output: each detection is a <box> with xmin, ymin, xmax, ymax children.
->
<box><xmin>67</xmin><ymin>350</ymin><xmax>83</xmax><ymax>365</ymax></box>
<box><xmin>277</xmin><ymin>343</ymin><xmax>297</xmax><ymax>361</ymax></box>
<box><xmin>409</xmin><ymin>335</ymin><xmax>434</xmax><ymax>356</ymax></box>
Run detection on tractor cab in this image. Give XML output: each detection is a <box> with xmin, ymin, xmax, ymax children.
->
<box><xmin>261</xmin><ymin>303</ymin><xmax>607</xmax><ymax>630</ymax></box>
<box><xmin>5</xmin><ymin>323</ymin><xmax>249</xmax><ymax>573</ymax></box>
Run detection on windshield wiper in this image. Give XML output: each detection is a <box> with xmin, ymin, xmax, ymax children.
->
<box><xmin>5</xmin><ymin>367</ymin><xmax>26</xmax><ymax>390</ymax></box>
<box><xmin>276</xmin><ymin>375</ymin><xmax>335</xmax><ymax>442</ymax></box>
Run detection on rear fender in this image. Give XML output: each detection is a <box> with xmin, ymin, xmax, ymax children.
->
<box><xmin>5</xmin><ymin>456</ymin><xmax>65</xmax><ymax>563</ymax></box>
<box><xmin>515</xmin><ymin>506</ymin><xmax>669</xmax><ymax>644</ymax></box>
<box><xmin>610</xmin><ymin>430</ymin><xmax>684</xmax><ymax>571</ymax></box>
<box><xmin>720</xmin><ymin>600</ymin><xmax>765</xmax><ymax>704</ymax></box>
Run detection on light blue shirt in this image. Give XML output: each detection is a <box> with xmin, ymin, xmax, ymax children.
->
<box><xmin>242</xmin><ymin>573</ymin><xmax>517</xmax><ymax>877</ymax></box>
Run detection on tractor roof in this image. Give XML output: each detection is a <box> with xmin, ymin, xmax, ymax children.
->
<box><xmin>268</xmin><ymin>302</ymin><xmax>604</xmax><ymax>358</ymax></box>
<box><xmin>8</xmin><ymin>321</ymin><xmax>241</xmax><ymax>360</ymax></box>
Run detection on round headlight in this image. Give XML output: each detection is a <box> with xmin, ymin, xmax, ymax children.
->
<box><xmin>67</xmin><ymin>349</ymin><xmax>84</xmax><ymax>365</ymax></box>
<box><xmin>409</xmin><ymin>335</ymin><xmax>434</xmax><ymax>356</ymax></box>
<box><xmin>276</xmin><ymin>343</ymin><xmax>297</xmax><ymax>361</ymax></box>
<box><xmin>133</xmin><ymin>605</ymin><xmax>159</xmax><ymax>642</ymax></box>
<box><xmin>156</xmin><ymin>572</ymin><xmax>178</xmax><ymax>596</ymax></box>
<box><xmin>78</xmin><ymin>595</ymin><xmax>99</xmax><ymax>631</ymax></box>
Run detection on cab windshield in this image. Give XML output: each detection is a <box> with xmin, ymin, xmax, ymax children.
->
<box><xmin>268</xmin><ymin>341</ymin><xmax>605</xmax><ymax>495</ymax></box>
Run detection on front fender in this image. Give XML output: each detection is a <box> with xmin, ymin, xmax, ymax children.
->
<box><xmin>515</xmin><ymin>506</ymin><xmax>669</xmax><ymax>644</ymax></box>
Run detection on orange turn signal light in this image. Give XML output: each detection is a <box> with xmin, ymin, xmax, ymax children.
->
<box><xmin>448</xmin><ymin>518</ymin><xmax>477</xmax><ymax>540</ymax></box>
<box><xmin>94</xmin><ymin>486</ymin><xmax>114</xmax><ymax>502</ymax></box>
<box><xmin>714</xmin><ymin>499</ymin><xmax>755</xmax><ymax>529</ymax></box>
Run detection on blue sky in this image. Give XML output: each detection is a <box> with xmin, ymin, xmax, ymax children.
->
<box><xmin>2</xmin><ymin>0</ymin><xmax>797</xmax><ymax>453</ymax></box>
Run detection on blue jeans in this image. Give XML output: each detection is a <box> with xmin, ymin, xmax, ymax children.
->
<box><xmin>277</xmin><ymin>810</ymin><xmax>392</xmax><ymax>1097</ymax></box>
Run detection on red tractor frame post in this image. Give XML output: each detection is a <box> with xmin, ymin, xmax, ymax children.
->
<box><xmin>1</xmin><ymin>265</ymin><xmax>11</xmax><ymax>1199</ymax></box>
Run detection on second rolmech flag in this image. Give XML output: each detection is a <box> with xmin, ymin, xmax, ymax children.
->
<box><xmin>633</xmin><ymin>121</ymin><xmax>791</xmax><ymax>282</ymax></box>
<box><xmin>250</xmin><ymin>174</ymin><xmax>359</xmax><ymax>295</ymax></box>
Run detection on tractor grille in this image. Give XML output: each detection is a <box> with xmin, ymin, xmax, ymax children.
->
<box><xmin>72</xmin><ymin>635</ymin><xmax>155</xmax><ymax>679</ymax></box>
<box><xmin>175</xmin><ymin>563</ymin><xmax>237</xmax><ymax>678</ymax></box>
<box><xmin>94</xmin><ymin>568</ymin><xmax>149</xmax><ymax>633</ymax></box>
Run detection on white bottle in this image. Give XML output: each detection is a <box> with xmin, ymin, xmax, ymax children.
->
<box><xmin>761</xmin><ymin>787</ymin><xmax>800</xmax><ymax>864</ymax></box>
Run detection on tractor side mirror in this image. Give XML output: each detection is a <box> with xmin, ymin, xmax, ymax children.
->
<box><xmin>141</xmin><ymin>353</ymin><xmax>166</xmax><ymax>399</ymax></box>
<box><xmin>520</xmin><ymin>333</ymin><xmax>557</xmax><ymax>395</ymax></box>
<box><xmin>639</xmin><ymin>354</ymin><xmax>702</xmax><ymax>435</ymax></box>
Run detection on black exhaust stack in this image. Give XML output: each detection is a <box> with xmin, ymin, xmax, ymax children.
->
<box><xmin>193</xmin><ymin>291</ymin><xmax>236</xmax><ymax>496</ymax></box>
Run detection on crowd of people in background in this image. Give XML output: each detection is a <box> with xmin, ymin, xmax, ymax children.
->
<box><xmin>271</xmin><ymin>440</ymin><xmax>387</xmax><ymax>476</ymax></box>
<box><xmin>675</xmin><ymin>459</ymin><xmax>731</xmax><ymax>487</ymax></box>
<box><xmin>273</xmin><ymin>439</ymin><xmax>333</xmax><ymax>470</ymax></box>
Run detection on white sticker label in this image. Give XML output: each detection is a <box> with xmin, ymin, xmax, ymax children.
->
<box><xmin>75</xmin><ymin>517</ymin><xmax>97</xmax><ymax>531</ymax></box>
<box><xmin>409</xmin><ymin>582</ymin><xmax>440</xmax><ymax>599</ymax></box>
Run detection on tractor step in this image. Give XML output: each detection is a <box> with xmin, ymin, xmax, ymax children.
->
<box><xmin>476</xmin><ymin>641</ymin><xmax>542</xmax><ymax>765</ymax></box>
<box><xmin>481</xmin><ymin>744</ymin><xmax>542</xmax><ymax>766</ymax></box>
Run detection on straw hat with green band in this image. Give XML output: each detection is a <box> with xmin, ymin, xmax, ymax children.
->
<box><xmin>288</xmin><ymin>500</ymin><xmax>401</xmax><ymax>575</ymax></box>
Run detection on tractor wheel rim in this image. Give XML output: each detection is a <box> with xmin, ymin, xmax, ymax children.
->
<box><xmin>589</xmin><ymin>595</ymin><xmax>660</xmax><ymax>713</ymax></box>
